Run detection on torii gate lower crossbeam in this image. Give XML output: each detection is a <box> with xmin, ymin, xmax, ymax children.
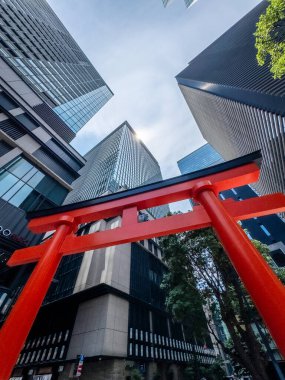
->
<box><xmin>1</xmin><ymin>152</ymin><xmax>285</xmax><ymax>380</ymax></box>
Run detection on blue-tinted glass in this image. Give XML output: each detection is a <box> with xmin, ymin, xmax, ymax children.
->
<box><xmin>22</xmin><ymin>167</ymin><xmax>38</xmax><ymax>182</ymax></box>
<box><xmin>54</xmin><ymin>85</ymin><xmax>112</xmax><ymax>133</ymax></box>
<box><xmin>35</xmin><ymin>176</ymin><xmax>55</xmax><ymax>196</ymax></box>
<box><xmin>47</xmin><ymin>184</ymin><xmax>68</xmax><ymax>204</ymax></box>
<box><xmin>0</xmin><ymin>172</ymin><xmax>18</xmax><ymax>196</ymax></box>
<box><xmin>2</xmin><ymin>180</ymin><xmax>24</xmax><ymax>201</ymax></box>
<box><xmin>8</xmin><ymin>158</ymin><xmax>33</xmax><ymax>178</ymax></box>
<box><xmin>20</xmin><ymin>191</ymin><xmax>42</xmax><ymax>211</ymax></box>
<box><xmin>178</xmin><ymin>144</ymin><xmax>224</xmax><ymax>174</ymax></box>
<box><xmin>28</xmin><ymin>171</ymin><xmax>45</xmax><ymax>187</ymax></box>
<box><xmin>10</xmin><ymin>184</ymin><xmax>33</xmax><ymax>207</ymax></box>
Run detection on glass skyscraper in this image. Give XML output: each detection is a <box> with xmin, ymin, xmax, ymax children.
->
<box><xmin>65</xmin><ymin>121</ymin><xmax>170</xmax><ymax>219</ymax></box>
<box><xmin>0</xmin><ymin>0</ymin><xmax>113</xmax><ymax>142</ymax></box>
<box><xmin>177</xmin><ymin>143</ymin><xmax>224</xmax><ymax>174</ymax></box>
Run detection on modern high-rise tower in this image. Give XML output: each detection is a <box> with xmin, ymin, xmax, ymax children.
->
<box><xmin>64</xmin><ymin>121</ymin><xmax>170</xmax><ymax>219</ymax></box>
<box><xmin>0</xmin><ymin>0</ymin><xmax>113</xmax><ymax>142</ymax></box>
<box><xmin>176</xmin><ymin>1</ymin><xmax>285</xmax><ymax>198</ymax></box>
<box><xmin>0</xmin><ymin>0</ymin><xmax>111</xmax><ymax>324</ymax></box>
<box><xmin>177</xmin><ymin>144</ymin><xmax>224</xmax><ymax>174</ymax></box>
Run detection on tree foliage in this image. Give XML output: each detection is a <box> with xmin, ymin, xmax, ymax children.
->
<box><xmin>184</xmin><ymin>357</ymin><xmax>225</xmax><ymax>380</ymax></box>
<box><xmin>160</xmin><ymin>227</ymin><xmax>284</xmax><ymax>380</ymax></box>
<box><xmin>255</xmin><ymin>0</ymin><xmax>285</xmax><ymax>79</ymax></box>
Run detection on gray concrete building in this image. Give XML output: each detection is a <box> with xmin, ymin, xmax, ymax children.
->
<box><xmin>176</xmin><ymin>1</ymin><xmax>285</xmax><ymax>199</ymax></box>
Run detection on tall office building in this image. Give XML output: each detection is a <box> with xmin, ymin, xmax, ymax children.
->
<box><xmin>0</xmin><ymin>0</ymin><xmax>113</xmax><ymax>142</ymax></box>
<box><xmin>176</xmin><ymin>1</ymin><xmax>285</xmax><ymax>198</ymax></box>
<box><xmin>0</xmin><ymin>0</ymin><xmax>112</xmax><ymax>324</ymax></box>
<box><xmin>178</xmin><ymin>144</ymin><xmax>285</xmax><ymax>266</ymax></box>
<box><xmin>177</xmin><ymin>144</ymin><xmax>223</xmax><ymax>174</ymax></box>
<box><xmin>162</xmin><ymin>0</ymin><xmax>196</xmax><ymax>8</ymax></box>
<box><xmin>11</xmin><ymin>126</ymin><xmax>216</xmax><ymax>380</ymax></box>
<box><xmin>64</xmin><ymin>121</ymin><xmax>170</xmax><ymax>219</ymax></box>
<box><xmin>0</xmin><ymin>53</ymin><xmax>86</xmax><ymax>318</ymax></box>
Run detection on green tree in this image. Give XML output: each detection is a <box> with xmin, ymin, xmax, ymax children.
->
<box><xmin>184</xmin><ymin>357</ymin><xmax>225</xmax><ymax>380</ymax></box>
<box><xmin>255</xmin><ymin>0</ymin><xmax>285</xmax><ymax>79</ymax></box>
<box><xmin>160</xmin><ymin>227</ymin><xmax>284</xmax><ymax>380</ymax></box>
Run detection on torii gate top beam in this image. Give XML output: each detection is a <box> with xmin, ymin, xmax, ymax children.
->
<box><xmin>2</xmin><ymin>150</ymin><xmax>285</xmax><ymax>380</ymax></box>
<box><xmin>25</xmin><ymin>151</ymin><xmax>261</xmax><ymax>233</ymax></box>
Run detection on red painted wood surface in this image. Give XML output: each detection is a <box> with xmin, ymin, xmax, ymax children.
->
<box><xmin>1</xmin><ymin>161</ymin><xmax>285</xmax><ymax>379</ymax></box>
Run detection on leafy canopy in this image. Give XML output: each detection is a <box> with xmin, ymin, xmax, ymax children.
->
<box><xmin>255</xmin><ymin>0</ymin><xmax>285</xmax><ymax>79</ymax></box>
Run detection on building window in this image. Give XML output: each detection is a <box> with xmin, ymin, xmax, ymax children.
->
<box><xmin>52</xmin><ymin>347</ymin><xmax>58</xmax><ymax>360</ymax></box>
<box><xmin>59</xmin><ymin>345</ymin><xmax>65</xmax><ymax>359</ymax></box>
<box><xmin>64</xmin><ymin>330</ymin><xmax>69</xmax><ymax>341</ymax></box>
<box><xmin>245</xmin><ymin>231</ymin><xmax>253</xmax><ymax>240</ymax></box>
<box><xmin>0</xmin><ymin>157</ymin><xmax>68</xmax><ymax>211</ymax></box>
<box><xmin>260</xmin><ymin>224</ymin><xmax>271</xmax><ymax>237</ymax></box>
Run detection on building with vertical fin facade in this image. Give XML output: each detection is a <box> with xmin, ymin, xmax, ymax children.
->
<box><xmin>176</xmin><ymin>0</ymin><xmax>285</xmax><ymax>199</ymax></box>
<box><xmin>178</xmin><ymin>144</ymin><xmax>285</xmax><ymax>266</ymax></box>
<box><xmin>64</xmin><ymin>121</ymin><xmax>170</xmax><ymax>219</ymax></box>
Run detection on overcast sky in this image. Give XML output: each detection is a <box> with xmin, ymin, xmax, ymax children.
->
<box><xmin>47</xmin><ymin>0</ymin><xmax>260</xmax><ymax>209</ymax></box>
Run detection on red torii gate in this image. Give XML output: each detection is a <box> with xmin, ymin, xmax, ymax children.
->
<box><xmin>1</xmin><ymin>152</ymin><xmax>285</xmax><ymax>380</ymax></box>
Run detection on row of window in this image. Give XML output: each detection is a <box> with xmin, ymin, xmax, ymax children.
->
<box><xmin>220</xmin><ymin>192</ymin><xmax>272</xmax><ymax>239</ymax></box>
<box><xmin>139</xmin><ymin>239</ymin><xmax>162</xmax><ymax>259</ymax></box>
<box><xmin>128</xmin><ymin>343</ymin><xmax>216</xmax><ymax>364</ymax></box>
<box><xmin>24</xmin><ymin>330</ymin><xmax>70</xmax><ymax>350</ymax></box>
<box><xmin>0</xmin><ymin>91</ymin><xmax>82</xmax><ymax>173</ymax></box>
<box><xmin>17</xmin><ymin>345</ymin><xmax>66</xmax><ymax>365</ymax></box>
<box><xmin>0</xmin><ymin>157</ymin><xmax>68</xmax><ymax>211</ymax></box>
<box><xmin>129</xmin><ymin>328</ymin><xmax>215</xmax><ymax>356</ymax></box>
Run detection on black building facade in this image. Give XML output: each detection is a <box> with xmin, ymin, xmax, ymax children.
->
<box><xmin>176</xmin><ymin>0</ymin><xmax>285</xmax><ymax>199</ymax></box>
